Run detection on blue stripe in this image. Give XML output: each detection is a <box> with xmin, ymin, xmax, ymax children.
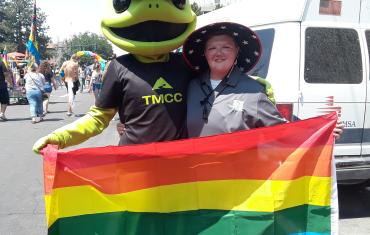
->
<box><xmin>27</xmin><ymin>39</ymin><xmax>40</xmax><ymax>64</ymax></box>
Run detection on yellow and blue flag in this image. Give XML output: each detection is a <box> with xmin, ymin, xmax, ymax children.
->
<box><xmin>27</xmin><ymin>0</ymin><xmax>40</xmax><ymax>65</ymax></box>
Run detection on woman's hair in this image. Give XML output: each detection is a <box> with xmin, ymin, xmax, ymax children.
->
<box><xmin>38</xmin><ymin>61</ymin><xmax>51</xmax><ymax>75</ymax></box>
<box><xmin>30</xmin><ymin>63</ymin><xmax>39</xmax><ymax>72</ymax></box>
<box><xmin>71</xmin><ymin>54</ymin><xmax>79</xmax><ymax>61</ymax></box>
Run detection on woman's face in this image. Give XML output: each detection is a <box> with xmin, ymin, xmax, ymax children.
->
<box><xmin>204</xmin><ymin>35</ymin><xmax>239</xmax><ymax>77</ymax></box>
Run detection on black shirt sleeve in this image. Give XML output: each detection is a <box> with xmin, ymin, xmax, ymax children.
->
<box><xmin>95</xmin><ymin>59</ymin><xmax>123</xmax><ymax>108</ymax></box>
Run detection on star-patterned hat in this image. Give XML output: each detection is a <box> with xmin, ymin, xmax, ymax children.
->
<box><xmin>183</xmin><ymin>22</ymin><xmax>262</xmax><ymax>73</ymax></box>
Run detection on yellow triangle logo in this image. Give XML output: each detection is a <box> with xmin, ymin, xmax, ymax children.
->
<box><xmin>152</xmin><ymin>77</ymin><xmax>173</xmax><ymax>90</ymax></box>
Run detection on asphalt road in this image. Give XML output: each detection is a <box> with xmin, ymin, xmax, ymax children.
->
<box><xmin>0</xmin><ymin>88</ymin><xmax>369</xmax><ymax>234</ymax></box>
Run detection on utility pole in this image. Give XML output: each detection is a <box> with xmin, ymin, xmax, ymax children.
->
<box><xmin>17</xmin><ymin>4</ymin><xmax>23</xmax><ymax>52</ymax></box>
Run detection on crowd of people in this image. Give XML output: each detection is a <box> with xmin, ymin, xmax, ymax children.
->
<box><xmin>0</xmin><ymin>55</ymin><xmax>107</xmax><ymax>123</ymax></box>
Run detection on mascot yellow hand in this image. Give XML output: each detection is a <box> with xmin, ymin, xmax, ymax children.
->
<box><xmin>33</xmin><ymin>106</ymin><xmax>117</xmax><ymax>154</ymax></box>
<box><xmin>251</xmin><ymin>76</ymin><xmax>276</xmax><ymax>105</ymax></box>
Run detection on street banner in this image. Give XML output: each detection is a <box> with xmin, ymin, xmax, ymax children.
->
<box><xmin>42</xmin><ymin>113</ymin><xmax>337</xmax><ymax>235</ymax></box>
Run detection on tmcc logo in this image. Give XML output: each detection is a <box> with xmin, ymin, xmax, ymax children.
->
<box><xmin>152</xmin><ymin>77</ymin><xmax>173</xmax><ymax>90</ymax></box>
<box><xmin>142</xmin><ymin>77</ymin><xmax>183</xmax><ymax>105</ymax></box>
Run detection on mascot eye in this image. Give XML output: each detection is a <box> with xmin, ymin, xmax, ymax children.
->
<box><xmin>172</xmin><ymin>0</ymin><xmax>185</xmax><ymax>9</ymax></box>
<box><xmin>113</xmin><ymin>0</ymin><xmax>131</xmax><ymax>13</ymax></box>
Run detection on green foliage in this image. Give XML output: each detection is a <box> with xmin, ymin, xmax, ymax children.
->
<box><xmin>0</xmin><ymin>0</ymin><xmax>11</xmax><ymax>43</ymax></box>
<box><xmin>191</xmin><ymin>2</ymin><xmax>202</xmax><ymax>16</ymax></box>
<box><xmin>1</xmin><ymin>0</ymin><xmax>50</xmax><ymax>59</ymax></box>
<box><xmin>60</xmin><ymin>32</ymin><xmax>113</xmax><ymax>66</ymax></box>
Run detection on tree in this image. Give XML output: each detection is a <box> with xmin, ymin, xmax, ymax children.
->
<box><xmin>191</xmin><ymin>2</ymin><xmax>202</xmax><ymax>16</ymax></box>
<box><xmin>2</xmin><ymin>0</ymin><xmax>50</xmax><ymax>59</ymax></box>
<box><xmin>60</xmin><ymin>32</ymin><xmax>113</xmax><ymax>66</ymax></box>
<box><xmin>0</xmin><ymin>0</ymin><xmax>16</xmax><ymax>51</ymax></box>
<box><xmin>0</xmin><ymin>0</ymin><xmax>9</xmax><ymax>43</ymax></box>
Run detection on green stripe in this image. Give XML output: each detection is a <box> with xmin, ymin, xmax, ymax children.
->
<box><xmin>48</xmin><ymin>205</ymin><xmax>330</xmax><ymax>235</ymax></box>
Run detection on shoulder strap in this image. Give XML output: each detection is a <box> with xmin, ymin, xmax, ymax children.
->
<box><xmin>28</xmin><ymin>73</ymin><xmax>44</xmax><ymax>92</ymax></box>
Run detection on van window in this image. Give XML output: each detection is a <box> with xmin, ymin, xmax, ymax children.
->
<box><xmin>366</xmin><ymin>30</ymin><xmax>370</xmax><ymax>69</ymax></box>
<box><xmin>304</xmin><ymin>27</ymin><xmax>362</xmax><ymax>84</ymax></box>
<box><xmin>248</xmin><ymin>28</ymin><xmax>275</xmax><ymax>78</ymax></box>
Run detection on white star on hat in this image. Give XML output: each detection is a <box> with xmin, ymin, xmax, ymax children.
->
<box><xmin>254</xmin><ymin>51</ymin><xmax>260</xmax><ymax>56</ymax></box>
<box><xmin>246</xmin><ymin>58</ymin><xmax>251</xmax><ymax>63</ymax></box>
<box><xmin>220</xmin><ymin>26</ymin><xmax>227</xmax><ymax>29</ymax></box>
<box><xmin>188</xmin><ymin>50</ymin><xmax>194</xmax><ymax>55</ymax></box>
<box><xmin>242</xmin><ymin>40</ymin><xmax>249</xmax><ymax>45</ymax></box>
<box><xmin>195</xmin><ymin>39</ymin><xmax>202</xmax><ymax>43</ymax></box>
<box><xmin>201</xmin><ymin>30</ymin><xmax>207</xmax><ymax>34</ymax></box>
<box><xmin>233</xmin><ymin>32</ymin><xmax>239</xmax><ymax>36</ymax></box>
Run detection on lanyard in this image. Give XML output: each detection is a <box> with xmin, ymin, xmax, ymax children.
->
<box><xmin>199</xmin><ymin>78</ymin><xmax>229</xmax><ymax>122</ymax></box>
<box><xmin>199</xmin><ymin>62</ymin><xmax>237</xmax><ymax>122</ymax></box>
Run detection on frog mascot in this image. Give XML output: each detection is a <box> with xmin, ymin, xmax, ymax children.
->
<box><xmin>33</xmin><ymin>0</ymin><xmax>197</xmax><ymax>152</ymax></box>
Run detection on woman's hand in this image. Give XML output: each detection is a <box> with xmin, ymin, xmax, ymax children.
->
<box><xmin>333</xmin><ymin>120</ymin><xmax>345</xmax><ymax>140</ymax></box>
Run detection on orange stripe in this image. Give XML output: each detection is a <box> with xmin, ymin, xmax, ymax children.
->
<box><xmin>47</xmin><ymin>145</ymin><xmax>332</xmax><ymax>195</ymax></box>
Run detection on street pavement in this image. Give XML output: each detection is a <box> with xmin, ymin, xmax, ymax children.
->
<box><xmin>0</xmin><ymin>88</ymin><xmax>369</xmax><ymax>234</ymax></box>
<box><xmin>0</xmin><ymin>88</ymin><xmax>120</xmax><ymax>234</ymax></box>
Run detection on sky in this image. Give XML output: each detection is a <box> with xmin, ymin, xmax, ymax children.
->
<box><xmin>37</xmin><ymin>0</ymin><xmax>123</xmax><ymax>55</ymax></box>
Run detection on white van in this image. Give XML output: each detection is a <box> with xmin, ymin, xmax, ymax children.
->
<box><xmin>198</xmin><ymin>0</ymin><xmax>370</xmax><ymax>183</ymax></box>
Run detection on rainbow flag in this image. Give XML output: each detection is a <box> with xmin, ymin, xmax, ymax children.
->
<box><xmin>42</xmin><ymin>113</ymin><xmax>337</xmax><ymax>235</ymax></box>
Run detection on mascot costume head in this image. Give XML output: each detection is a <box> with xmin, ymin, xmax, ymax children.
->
<box><xmin>101</xmin><ymin>0</ymin><xmax>196</xmax><ymax>57</ymax></box>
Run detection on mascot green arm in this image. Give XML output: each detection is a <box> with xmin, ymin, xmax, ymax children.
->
<box><xmin>32</xmin><ymin>106</ymin><xmax>117</xmax><ymax>154</ymax></box>
<box><xmin>250</xmin><ymin>76</ymin><xmax>276</xmax><ymax>105</ymax></box>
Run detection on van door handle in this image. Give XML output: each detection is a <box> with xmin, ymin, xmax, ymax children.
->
<box><xmin>298</xmin><ymin>91</ymin><xmax>303</xmax><ymax>104</ymax></box>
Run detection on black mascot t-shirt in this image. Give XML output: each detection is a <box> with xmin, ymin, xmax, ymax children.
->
<box><xmin>96</xmin><ymin>53</ymin><xmax>193</xmax><ymax>145</ymax></box>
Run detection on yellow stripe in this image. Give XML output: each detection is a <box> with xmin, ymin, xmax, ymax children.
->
<box><xmin>45</xmin><ymin>176</ymin><xmax>331</xmax><ymax>227</ymax></box>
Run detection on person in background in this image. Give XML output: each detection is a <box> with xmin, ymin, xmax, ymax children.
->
<box><xmin>24</xmin><ymin>63</ymin><xmax>45</xmax><ymax>124</ymax></box>
<box><xmin>90</xmin><ymin>63</ymin><xmax>103</xmax><ymax>102</ymax></box>
<box><xmin>79</xmin><ymin>66</ymin><xmax>85</xmax><ymax>93</ymax></box>
<box><xmin>59</xmin><ymin>55</ymin><xmax>79</xmax><ymax>116</ymax></box>
<box><xmin>0</xmin><ymin>59</ymin><xmax>12</xmax><ymax>121</ymax></box>
<box><xmin>54</xmin><ymin>69</ymin><xmax>63</xmax><ymax>88</ymax></box>
<box><xmin>39</xmin><ymin>61</ymin><xmax>57</xmax><ymax>114</ymax></box>
<box><xmin>84</xmin><ymin>65</ymin><xmax>92</xmax><ymax>93</ymax></box>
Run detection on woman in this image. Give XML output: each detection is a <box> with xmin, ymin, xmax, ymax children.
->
<box><xmin>24</xmin><ymin>63</ymin><xmax>46</xmax><ymax>124</ymax></box>
<box><xmin>90</xmin><ymin>63</ymin><xmax>103</xmax><ymax>101</ymax></box>
<box><xmin>183</xmin><ymin>22</ymin><xmax>288</xmax><ymax>137</ymax></box>
<box><xmin>39</xmin><ymin>61</ymin><xmax>57</xmax><ymax>114</ymax></box>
